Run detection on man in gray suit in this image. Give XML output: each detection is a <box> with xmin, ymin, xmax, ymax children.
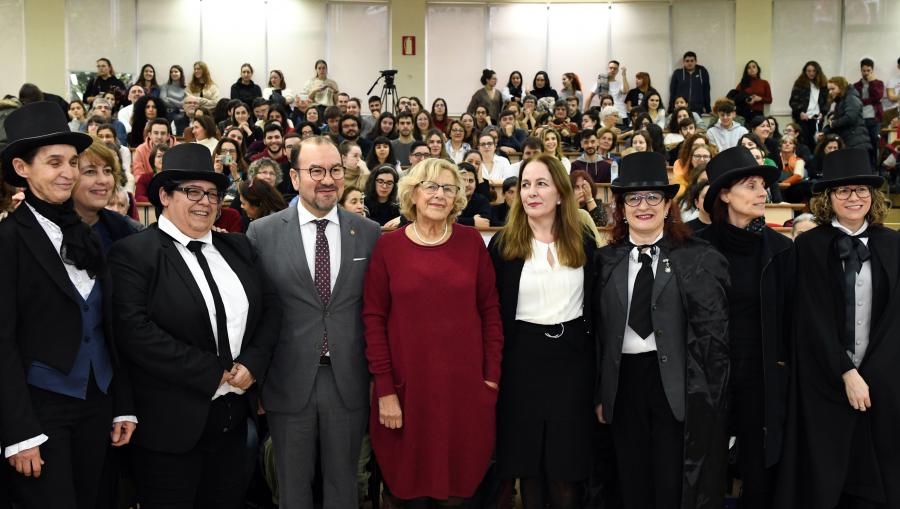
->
<box><xmin>247</xmin><ymin>136</ymin><xmax>380</xmax><ymax>508</ymax></box>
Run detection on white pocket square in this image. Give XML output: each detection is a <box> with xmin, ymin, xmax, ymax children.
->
<box><xmin>353</xmin><ymin>257</ymin><xmax>367</xmax><ymax>261</ymax></box>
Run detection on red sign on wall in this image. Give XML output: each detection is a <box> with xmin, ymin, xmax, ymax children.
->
<box><xmin>402</xmin><ymin>36</ymin><xmax>416</xmax><ymax>56</ymax></box>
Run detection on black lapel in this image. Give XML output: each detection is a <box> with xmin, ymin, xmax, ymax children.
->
<box><xmin>14</xmin><ymin>206</ymin><xmax>81</xmax><ymax>304</ymax></box>
<box><xmin>652</xmin><ymin>246</ymin><xmax>674</xmax><ymax>304</ymax></box>
<box><xmin>609</xmin><ymin>247</ymin><xmax>630</xmax><ymax>313</ymax></box>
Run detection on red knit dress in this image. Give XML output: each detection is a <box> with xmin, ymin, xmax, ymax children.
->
<box><xmin>363</xmin><ymin>224</ymin><xmax>504</xmax><ymax>500</ymax></box>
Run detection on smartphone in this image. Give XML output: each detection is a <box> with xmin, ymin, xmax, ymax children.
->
<box><xmin>220</xmin><ymin>154</ymin><xmax>232</xmax><ymax>165</ymax></box>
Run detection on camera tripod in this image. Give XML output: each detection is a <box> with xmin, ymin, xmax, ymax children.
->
<box><xmin>366</xmin><ymin>70</ymin><xmax>400</xmax><ymax>114</ymax></box>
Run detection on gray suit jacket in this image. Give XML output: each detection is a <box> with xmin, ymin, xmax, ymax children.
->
<box><xmin>247</xmin><ymin>205</ymin><xmax>381</xmax><ymax>412</ymax></box>
<box><xmin>595</xmin><ymin>243</ymin><xmax>687</xmax><ymax>423</ymax></box>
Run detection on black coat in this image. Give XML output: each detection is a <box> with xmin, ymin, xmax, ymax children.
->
<box><xmin>0</xmin><ymin>205</ymin><xmax>134</xmax><ymax>447</ymax></box>
<box><xmin>593</xmin><ymin>235</ymin><xmax>730</xmax><ymax>509</ymax></box>
<box><xmin>230</xmin><ymin>80</ymin><xmax>262</xmax><ymax>107</ymax></box>
<box><xmin>457</xmin><ymin>193</ymin><xmax>493</xmax><ymax>227</ymax></box>
<box><xmin>109</xmin><ymin>224</ymin><xmax>281</xmax><ymax>454</ymax></box>
<box><xmin>824</xmin><ymin>87</ymin><xmax>872</xmax><ymax>151</ymax></box>
<box><xmin>789</xmin><ymin>82</ymin><xmax>829</xmax><ymax>122</ymax></box>
<box><xmin>776</xmin><ymin>224</ymin><xmax>900</xmax><ymax>509</ymax></box>
<box><xmin>697</xmin><ymin>225</ymin><xmax>794</xmax><ymax>467</ymax></box>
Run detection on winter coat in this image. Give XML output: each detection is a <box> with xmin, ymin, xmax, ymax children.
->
<box><xmin>789</xmin><ymin>81</ymin><xmax>829</xmax><ymax>122</ymax></box>
<box><xmin>230</xmin><ymin>80</ymin><xmax>262</xmax><ymax>107</ymax></box>
<box><xmin>824</xmin><ymin>87</ymin><xmax>871</xmax><ymax>151</ymax></box>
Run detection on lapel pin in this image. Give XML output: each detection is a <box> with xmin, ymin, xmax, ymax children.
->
<box><xmin>350</xmin><ymin>228</ymin><xmax>356</xmax><ymax>236</ymax></box>
<box><xmin>663</xmin><ymin>259</ymin><xmax>671</xmax><ymax>273</ymax></box>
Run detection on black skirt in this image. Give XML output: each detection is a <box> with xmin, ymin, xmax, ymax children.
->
<box><xmin>496</xmin><ymin>317</ymin><xmax>595</xmax><ymax>480</ymax></box>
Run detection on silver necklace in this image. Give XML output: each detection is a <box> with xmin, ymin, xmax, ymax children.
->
<box><xmin>412</xmin><ymin>222</ymin><xmax>448</xmax><ymax>245</ymax></box>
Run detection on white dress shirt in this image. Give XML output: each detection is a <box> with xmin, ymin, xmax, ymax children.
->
<box><xmin>622</xmin><ymin>233</ymin><xmax>663</xmax><ymax>354</ymax></box>
<box><xmin>481</xmin><ymin>154</ymin><xmax>514</xmax><ymax>181</ymax></box>
<box><xmin>158</xmin><ymin>215</ymin><xmax>250</xmax><ymax>399</ymax></box>
<box><xmin>515</xmin><ymin>239</ymin><xmax>584</xmax><ymax>324</ymax></box>
<box><xmin>806</xmin><ymin>84</ymin><xmax>821</xmax><ymax>117</ymax></box>
<box><xmin>832</xmin><ymin>219</ymin><xmax>872</xmax><ymax>367</ymax></box>
<box><xmin>297</xmin><ymin>202</ymin><xmax>341</xmax><ymax>292</ymax></box>
<box><xmin>5</xmin><ymin>205</ymin><xmax>136</xmax><ymax>459</ymax></box>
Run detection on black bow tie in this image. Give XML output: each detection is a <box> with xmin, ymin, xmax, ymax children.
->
<box><xmin>836</xmin><ymin>232</ymin><xmax>870</xmax><ymax>355</ymax></box>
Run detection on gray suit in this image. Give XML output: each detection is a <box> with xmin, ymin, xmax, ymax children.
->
<box><xmin>247</xmin><ymin>205</ymin><xmax>380</xmax><ymax>508</ymax></box>
<box><xmin>595</xmin><ymin>244</ymin><xmax>686</xmax><ymax>423</ymax></box>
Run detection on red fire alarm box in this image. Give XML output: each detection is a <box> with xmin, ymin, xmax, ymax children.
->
<box><xmin>402</xmin><ymin>36</ymin><xmax>416</xmax><ymax>56</ymax></box>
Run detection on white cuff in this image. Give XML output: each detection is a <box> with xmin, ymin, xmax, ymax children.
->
<box><xmin>4</xmin><ymin>434</ymin><xmax>49</xmax><ymax>459</ymax></box>
<box><xmin>113</xmin><ymin>415</ymin><xmax>138</xmax><ymax>424</ymax></box>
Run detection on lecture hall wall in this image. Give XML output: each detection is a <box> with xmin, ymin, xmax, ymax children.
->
<box><xmin>2</xmin><ymin>0</ymin><xmax>898</xmax><ymax>116</ymax></box>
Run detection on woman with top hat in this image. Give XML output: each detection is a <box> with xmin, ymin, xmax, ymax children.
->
<box><xmin>108</xmin><ymin>143</ymin><xmax>281</xmax><ymax>508</ymax></box>
<box><xmin>696</xmin><ymin>146</ymin><xmax>795</xmax><ymax>509</ymax></box>
<box><xmin>0</xmin><ymin>101</ymin><xmax>136</xmax><ymax>508</ymax></box>
<box><xmin>776</xmin><ymin>148</ymin><xmax>900</xmax><ymax>509</ymax></box>
<box><xmin>488</xmin><ymin>153</ymin><xmax>596</xmax><ymax>509</ymax></box>
<box><xmin>593</xmin><ymin>151</ymin><xmax>730</xmax><ymax>509</ymax></box>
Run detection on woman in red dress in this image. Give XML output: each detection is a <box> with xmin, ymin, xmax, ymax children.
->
<box><xmin>363</xmin><ymin>158</ymin><xmax>504</xmax><ymax>506</ymax></box>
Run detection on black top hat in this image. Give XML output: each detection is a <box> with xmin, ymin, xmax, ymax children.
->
<box><xmin>703</xmin><ymin>146</ymin><xmax>779</xmax><ymax>213</ymax></box>
<box><xmin>610</xmin><ymin>152</ymin><xmax>679</xmax><ymax>198</ymax></box>
<box><xmin>1</xmin><ymin>101</ymin><xmax>93</xmax><ymax>187</ymax></box>
<box><xmin>812</xmin><ymin>148</ymin><xmax>883</xmax><ymax>193</ymax></box>
<box><xmin>146</xmin><ymin>144</ymin><xmax>229</xmax><ymax>207</ymax></box>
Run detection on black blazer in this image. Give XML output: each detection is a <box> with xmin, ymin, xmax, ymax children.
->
<box><xmin>109</xmin><ymin>224</ymin><xmax>281</xmax><ymax>454</ymax></box>
<box><xmin>0</xmin><ymin>205</ymin><xmax>134</xmax><ymax>447</ymax></box>
<box><xmin>487</xmin><ymin>229</ymin><xmax>596</xmax><ymax>347</ymax></box>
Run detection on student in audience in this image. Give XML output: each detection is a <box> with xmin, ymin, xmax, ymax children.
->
<box><xmin>95</xmin><ymin>124</ymin><xmax>133</xmax><ymax>187</ymax></box>
<box><xmin>584</xmin><ymin>61</ymin><xmax>628</xmax><ymax>116</ymax></box>
<box><xmin>547</xmin><ymin>100</ymin><xmax>579</xmax><ymax>150</ymax></box>
<box><xmin>466</xmin><ymin>69</ymin><xmax>504</xmax><ymax>126</ymax></box>
<box><xmin>117</xmin><ymin>85</ymin><xmax>145</xmax><ymax>134</ymax></box>
<box><xmin>366</xmin><ymin>136</ymin><xmax>400</xmax><ymax>174</ymax></box>
<box><xmin>559</xmin><ymin>73</ymin><xmax>584</xmax><ymax>111</ymax></box>
<box><xmin>134</xmin><ymin>64</ymin><xmax>159</xmax><ymax>97</ymax></box>
<box><xmin>789</xmin><ymin>61</ymin><xmax>829</xmax><ymax>151</ymax></box>
<box><xmin>570</xmin><ymin>169</ymin><xmax>608</xmax><ymax>227</ymax></box>
<box><xmin>457</xmin><ymin>112</ymin><xmax>477</xmax><ymax>146</ymax></box>
<box><xmin>303</xmin><ymin>59</ymin><xmax>339</xmax><ymax>111</ymax></box>
<box><xmin>188</xmin><ymin>61</ymin><xmax>220</xmax><ymax>111</ymax></box>
<box><xmin>425</xmin><ymin>128</ymin><xmax>449</xmax><ymax>161</ymax></box>
<box><xmin>83</xmin><ymin>57</ymin><xmax>126</xmax><ymax>104</ymax></box>
<box><xmin>408</xmin><ymin>141</ymin><xmax>431</xmax><ymax>169</ymax></box>
<box><xmin>595</xmin><ymin>151</ymin><xmax>729</xmax><ymax>509</ymax></box>
<box><xmin>807</xmin><ymin>133</ymin><xmax>844</xmax><ymax>180</ymax></box>
<box><xmin>669</xmin><ymin>51</ymin><xmax>711</xmax><ymax>114</ymax></box>
<box><xmin>473</xmin><ymin>105</ymin><xmax>492</xmax><ymax>134</ymax></box>
<box><xmin>390</xmin><ymin>111</ymin><xmax>415</xmax><ymax>166</ymax></box>
<box><xmin>541</xmin><ymin>127</ymin><xmax>572</xmax><ymax>173</ymax></box>
<box><xmin>777</xmin><ymin>147</ymin><xmax>900</xmax><ymax>509</ymax></box>
<box><xmin>128</xmin><ymin>96</ymin><xmax>167</xmax><ymax>149</ymax></box>
<box><xmin>571</xmin><ymin>128</ymin><xmax>612</xmax><ymax>184</ymax></box>
<box><xmin>497</xmin><ymin>109</ymin><xmax>527</xmax><ymax>156</ymax></box>
<box><xmin>705</xmin><ymin>100</ymin><xmax>746</xmax><ymax>151</ymax></box>
<box><xmin>747</xmin><ymin>116</ymin><xmax>779</xmax><ymax>159</ymax></box>
<box><xmin>171</xmin><ymin>95</ymin><xmax>200</xmax><ymax>136</ymax></box>
<box><xmin>530</xmin><ymin>71</ymin><xmax>558</xmax><ymax>102</ymax></box>
<box><xmin>88</xmin><ymin>97</ymin><xmax>128</xmax><ymax>145</ymax></box>
<box><xmin>338</xmin><ymin>140</ymin><xmax>368</xmax><ymax>191</ymax></box>
<box><xmin>478</xmin><ymin>132</ymin><xmax>514</xmax><ymax>184</ymax></box>
<box><xmin>134</xmin><ymin>143</ymin><xmax>168</xmax><ymax>202</ymax></box>
<box><xmin>854</xmin><ymin>58</ymin><xmax>885</xmax><ymax>166</ymax></box>
<box><xmin>673</xmin><ymin>138</ymin><xmax>715</xmax><ymax>197</ymax></box>
<box><xmin>131</xmin><ymin>118</ymin><xmax>174</xmax><ymax>181</ymax></box>
<box><xmin>697</xmin><ymin>146</ymin><xmax>793</xmax><ymax>509</ymax></box>
<box><xmin>463</xmin><ymin>149</ymin><xmax>493</xmax><ymax>200</ymax></box>
<box><xmin>110</xmin><ymin>143</ymin><xmax>279</xmax><ymax>508</ymax></box>
<box><xmin>624</xmin><ymin>129</ymin><xmax>651</xmax><ymax>156</ymax></box>
<box><xmin>339</xmin><ymin>185</ymin><xmax>366</xmax><ymax>217</ymax></box>
<box><xmin>248</xmin><ymin>123</ymin><xmax>286</xmax><ymax>164</ymax></box>
<box><xmin>680</xmin><ymin>172</ymin><xmax>711</xmax><ymax>232</ymax></box>
<box><xmin>413</xmin><ymin>110</ymin><xmax>433</xmax><ymax>142</ymax></box>
<box><xmin>262</xmin><ymin>69</ymin><xmax>291</xmax><ymax>108</ymax></box>
<box><xmin>517</xmin><ymin>95</ymin><xmax>539</xmax><ymax>132</ymax></box>
<box><xmin>492</xmin><ymin>175</ymin><xmax>517</xmax><ymax>226</ymax></box>
<box><xmin>430</xmin><ymin>97</ymin><xmax>449</xmax><ymax>134</ymax></box>
<box><xmin>368</xmin><ymin>111</ymin><xmax>396</xmax><ymax>142</ymax></box>
<box><xmin>229</xmin><ymin>63</ymin><xmax>262</xmax><ymax>108</ymax></box>
<box><xmin>666</xmin><ymin>117</ymin><xmax>698</xmax><ymax>163</ymax></box>
<box><xmin>502</xmin><ymin>70</ymin><xmax>524</xmax><ymax>105</ymax></box>
<box><xmin>364</xmin><ymin>164</ymin><xmax>401</xmax><ymax>226</ymax></box>
<box><xmin>642</xmin><ymin>91</ymin><xmax>666</xmax><ymax>129</ymax></box>
<box><xmin>778</xmin><ymin>135</ymin><xmax>806</xmax><ymax>185</ymax></box>
<box><xmin>455</xmin><ymin>162</ymin><xmax>492</xmax><ymax>229</ymax></box>
<box><xmin>187</xmin><ymin>114</ymin><xmax>217</xmax><ymax>155</ymax></box>
<box><xmin>362</xmin><ymin>157</ymin><xmax>501</xmax><ymax>506</ymax></box>
<box><xmin>444</xmin><ymin>119</ymin><xmax>471</xmax><ymax>164</ymax></box>
<box><xmin>225</xmin><ymin>101</ymin><xmax>263</xmax><ymax>148</ymax></box>
<box><xmin>646</xmin><ymin>124</ymin><xmax>667</xmax><ymax>156</ymax></box>
<box><xmin>159</xmin><ymin>65</ymin><xmax>187</xmax><ymax>117</ymax></box>
<box><xmin>339</xmin><ymin>114</ymin><xmax>371</xmax><ymax>157</ymax></box>
<box><xmin>0</xmin><ymin>101</ymin><xmax>136</xmax><ymax>509</ymax></box>
<box><xmin>781</xmin><ymin>122</ymin><xmax>813</xmax><ymax>163</ymax></box>
<box><xmin>213</xmin><ymin>137</ymin><xmax>248</xmax><ymax>188</ymax></box>
<box><xmin>486</xmin><ymin>153</ymin><xmax>594</xmax><ymax>509</ymax></box>
<box><xmin>599</xmin><ymin>106</ymin><xmax>621</xmax><ymax>135</ymax></box>
<box><xmin>67</xmin><ymin>99</ymin><xmax>87</xmax><ymax>132</ymax></box>
<box><xmin>623</xmin><ymin>71</ymin><xmax>658</xmax><ymax>115</ymax></box>
<box><xmin>237</xmin><ymin>177</ymin><xmax>286</xmax><ymax>223</ymax></box>
<box><xmin>507</xmin><ymin>136</ymin><xmax>542</xmax><ymax>176</ymax></box>
<box><xmin>823</xmin><ymin>76</ymin><xmax>872</xmax><ymax>154</ymax></box>
<box><xmin>732</xmin><ymin>60</ymin><xmax>772</xmax><ymax>120</ymax></box>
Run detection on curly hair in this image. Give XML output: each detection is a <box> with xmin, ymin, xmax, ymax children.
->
<box><xmin>809</xmin><ymin>187</ymin><xmax>887</xmax><ymax>225</ymax></box>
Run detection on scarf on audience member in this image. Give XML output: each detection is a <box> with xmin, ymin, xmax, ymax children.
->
<box><xmin>25</xmin><ymin>188</ymin><xmax>105</xmax><ymax>278</ymax></box>
<box><xmin>744</xmin><ymin>216</ymin><xmax>766</xmax><ymax>234</ymax></box>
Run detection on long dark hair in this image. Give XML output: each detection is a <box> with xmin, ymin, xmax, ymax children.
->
<box><xmin>364</xmin><ymin>164</ymin><xmax>400</xmax><ymax>205</ymax></box>
<box><xmin>532</xmin><ymin>71</ymin><xmax>552</xmax><ymax>92</ymax></box>
<box><xmin>368</xmin><ymin>112</ymin><xmax>396</xmax><ymax>140</ymax></box>
<box><xmin>137</xmin><ymin>63</ymin><xmax>159</xmax><ymax>91</ymax></box>
<box><xmin>366</xmin><ymin>136</ymin><xmax>398</xmax><ymax>168</ymax></box>
<box><xmin>739</xmin><ymin>60</ymin><xmax>761</xmax><ymax>89</ymax></box>
<box><xmin>794</xmin><ymin>60</ymin><xmax>827</xmax><ymax>90</ymax></box>
<box><xmin>507</xmin><ymin>71</ymin><xmax>523</xmax><ymax>99</ymax></box>
<box><xmin>167</xmin><ymin>65</ymin><xmax>185</xmax><ymax>88</ymax></box>
<box><xmin>238</xmin><ymin>178</ymin><xmax>287</xmax><ymax>219</ymax></box>
<box><xmin>128</xmin><ymin>96</ymin><xmax>167</xmax><ymax>148</ymax></box>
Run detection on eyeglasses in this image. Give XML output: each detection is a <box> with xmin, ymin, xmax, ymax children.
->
<box><xmin>176</xmin><ymin>186</ymin><xmax>223</xmax><ymax>204</ymax></box>
<box><xmin>479</xmin><ymin>142</ymin><xmax>495</xmax><ymax>147</ymax></box>
<box><xmin>623</xmin><ymin>192</ymin><xmax>664</xmax><ymax>207</ymax></box>
<box><xmin>375</xmin><ymin>178</ymin><xmax>395</xmax><ymax>187</ymax></box>
<box><xmin>299</xmin><ymin>165</ymin><xmax>345</xmax><ymax>181</ymax></box>
<box><xmin>410</xmin><ymin>151</ymin><xmax>430</xmax><ymax>159</ymax></box>
<box><xmin>419</xmin><ymin>181</ymin><xmax>460</xmax><ymax>197</ymax></box>
<box><xmin>692</xmin><ymin>154</ymin><xmax>711</xmax><ymax>161</ymax></box>
<box><xmin>450</xmin><ymin>128</ymin><xmax>465</xmax><ymax>134</ymax></box>
<box><xmin>831</xmin><ymin>186</ymin><xmax>871</xmax><ymax>200</ymax></box>
<box><xmin>219</xmin><ymin>148</ymin><xmax>237</xmax><ymax>154</ymax></box>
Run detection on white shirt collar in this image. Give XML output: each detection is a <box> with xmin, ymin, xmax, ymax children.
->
<box><xmin>628</xmin><ymin>232</ymin><xmax>664</xmax><ymax>260</ymax></box>
<box><xmin>158</xmin><ymin>214</ymin><xmax>213</xmax><ymax>247</ymax></box>
<box><xmin>831</xmin><ymin>218</ymin><xmax>869</xmax><ymax>237</ymax></box>
<box><xmin>297</xmin><ymin>200</ymin><xmax>340</xmax><ymax>227</ymax></box>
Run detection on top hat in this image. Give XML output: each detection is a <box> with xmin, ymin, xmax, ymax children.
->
<box><xmin>1</xmin><ymin>101</ymin><xmax>93</xmax><ymax>187</ymax></box>
<box><xmin>812</xmin><ymin>148</ymin><xmax>883</xmax><ymax>193</ymax></box>
<box><xmin>703</xmin><ymin>146</ymin><xmax>779</xmax><ymax>213</ymax></box>
<box><xmin>610</xmin><ymin>152</ymin><xmax>679</xmax><ymax>198</ymax></box>
<box><xmin>146</xmin><ymin>143</ymin><xmax>229</xmax><ymax>207</ymax></box>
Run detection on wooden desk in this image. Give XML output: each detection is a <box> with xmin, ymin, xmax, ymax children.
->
<box><xmin>765</xmin><ymin>203</ymin><xmax>805</xmax><ymax>226</ymax></box>
<box><xmin>136</xmin><ymin>202</ymin><xmax>156</xmax><ymax>226</ymax></box>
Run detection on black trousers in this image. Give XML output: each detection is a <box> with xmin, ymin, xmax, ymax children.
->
<box><xmin>8</xmin><ymin>381</ymin><xmax>113</xmax><ymax>509</ymax></box>
<box><xmin>610</xmin><ymin>352</ymin><xmax>683</xmax><ymax>509</ymax></box>
<box><xmin>799</xmin><ymin>117</ymin><xmax>820</xmax><ymax>153</ymax></box>
<box><xmin>729</xmin><ymin>357</ymin><xmax>775</xmax><ymax>509</ymax></box>
<box><xmin>134</xmin><ymin>393</ymin><xmax>249</xmax><ymax>509</ymax></box>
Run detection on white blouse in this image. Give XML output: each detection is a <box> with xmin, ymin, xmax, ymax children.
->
<box><xmin>515</xmin><ymin>239</ymin><xmax>584</xmax><ymax>325</ymax></box>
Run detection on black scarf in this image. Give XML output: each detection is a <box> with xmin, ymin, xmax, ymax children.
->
<box><xmin>835</xmin><ymin>230</ymin><xmax>870</xmax><ymax>354</ymax></box>
<box><xmin>25</xmin><ymin>188</ymin><xmax>105</xmax><ymax>278</ymax></box>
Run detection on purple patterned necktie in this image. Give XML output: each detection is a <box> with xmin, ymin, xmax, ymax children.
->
<box><xmin>313</xmin><ymin>219</ymin><xmax>331</xmax><ymax>356</ymax></box>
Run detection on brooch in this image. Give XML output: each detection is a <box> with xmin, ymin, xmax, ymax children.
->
<box><xmin>663</xmin><ymin>259</ymin><xmax>671</xmax><ymax>273</ymax></box>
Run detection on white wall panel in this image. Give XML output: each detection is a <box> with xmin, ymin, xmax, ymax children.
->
<box><xmin>426</xmin><ymin>4</ymin><xmax>486</xmax><ymax>114</ymax></box>
<box><xmin>547</xmin><ymin>3</ymin><xmax>610</xmax><ymax>110</ymax></box>
<box><xmin>200</xmin><ymin>0</ymin><xmax>266</xmax><ymax>94</ymax></box>
<box><xmin>671</xmin><ymin>0</ymin><xmax>735</xmax><ymax>111</ymax></box>
<box><xmin>325</xmin><ymin>3</ymin><xmax>389</xmax><ymax>100</ymax></box>
<box><xmin>610</xmin><ymin>2</ymin><xmax>670</xmax><ymax>109</ymax></box>
<box><xmin>66</xmin><ymin>0</ymin><xmax>135</xmax><ymax>77</ymax></box>
<box><xmin>0</xmin><ymin>0</ymin><xmax>25</xmax><ymax>97</ymax></box>
<box><xmin>488</xmin><ymin>3</ymin><xmax>548</xmax><ymax>96</ymax></box>
<box><xmin>136</xmin><ymin>0</ymin><xmax>200</xmax><ymax>81</ymax></box>
<box><xmin>266</xmin><ymin>0</ymin><xmax>326</xmax><ymax>97</ymax></box>
<box><xmin>841</xmin><ymin>0</ymin><xmax>900</xmax><ymax>80</ymax></box>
